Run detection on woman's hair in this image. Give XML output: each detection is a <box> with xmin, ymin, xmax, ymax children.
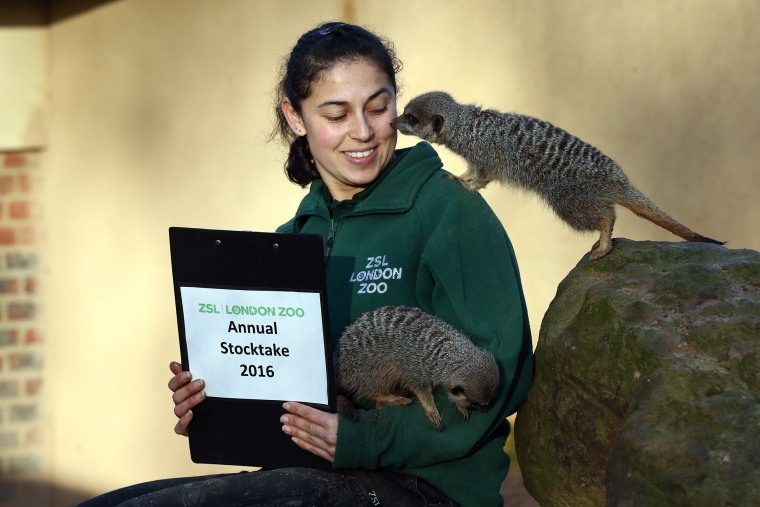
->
<box><xmin>271</xmin><ymin>22</ymin><xmax>402</xmax><ymax>187</ymax></box>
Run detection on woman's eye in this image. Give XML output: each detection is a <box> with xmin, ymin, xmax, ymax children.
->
<box><xmin>325</xmin><ymin>115</ymin><xmax>346</xmax><ymax>122</ymax></box>
<box><xmin>369</xmin><ymin>105</ymin><xmax>388</xmax><ymax>115</ymax></box>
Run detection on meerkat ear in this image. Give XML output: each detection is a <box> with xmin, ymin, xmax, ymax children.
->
<box><xmin>450</xmin><ymin>385</ymin><xmax>465</xmax><ymax>396</ymax></box>
<box><xmin>432</xmin><ymin>115</ymin><xmax>445</xmax><ymax>134</ymax></box>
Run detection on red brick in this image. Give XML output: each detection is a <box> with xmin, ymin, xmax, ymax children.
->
<box><xmin>24</xmin><ymin>277</ymin><xmax>36</xmax><ymax>295</ymax></box>
<box><xmin>3</xmin><ymin>153</ymin><xmax>26</xmax><ymax>169</ymax></box>
<box><xmin>8</xmin><ymin>302</ymin><xmax>35</xmax><ymax>320</ymax></box>
<box><xmin>18</xmin><ymin>174</ymin><xmax>31</xmax><ymax>193</ymax></box>
<box><xmin>9</xmin><ymin>352</ymin><xmax>40</xmax><ymax>370</ymax></box>
<box><xmin>0</xmin><ymin>278</ymin><xmax>18</xmax><ymax>294</ymax></box>
<box><xmin>9</xmin><ymin>201</ymin><xmax>30</xmax><ymax>220</ymax></box>
<box><xmin>0</xmin><ymin>176</ymin><xmax>13</xmax><ymax>193</ymax></box>
<box><xmin>24</xmin><ymin>328</ymin><xmax>42</xmax><ymax>345</ymax></box>
<box><xmin>19</xmin><ymin>226</ymin><xmax>35</xmax><ymax>245</ymax></box>
<box><xmin>25</xmin><ymin>427</ymin><xmax>42</xmax><ymax>446</ymax></box>
<box><xmin>0</xmin><ymin>228</ymin><xmax>15</xmax><ymax>245</ymax></box>
<box><xmin>26</xmin><ymin>378</ymin><xmax>43</xmax><ymax>396</ymax></box>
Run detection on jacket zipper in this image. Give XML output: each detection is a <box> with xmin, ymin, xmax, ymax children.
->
<box><xmin>324</xmin><ymin>217</ymin><xmax>336</xmax><ymax>262</ymax></box>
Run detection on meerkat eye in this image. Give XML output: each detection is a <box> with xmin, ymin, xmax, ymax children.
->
<box><xmin>404</xmin><ymin>113</ymin><xmax>419</xmax><ymax>126</ymax></box>
<box><xmin>450</xmin><ymin>386</ymin><xmax>465</xmax><ymax>396</ymax></box>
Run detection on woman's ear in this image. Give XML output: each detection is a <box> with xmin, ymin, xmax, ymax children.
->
<box><xmin>282</xmin><ymin>98</ymin><xmax>306</xmax><ymax>136</ymax></box>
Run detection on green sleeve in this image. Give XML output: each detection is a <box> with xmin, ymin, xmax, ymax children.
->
<box><xmin>333</xmin><ymin>176</ymin><xmax>533</xmax><ymax>470</ymax></box>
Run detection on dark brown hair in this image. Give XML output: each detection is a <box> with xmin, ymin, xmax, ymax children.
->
<box><xmin>272</xmin><ymin>22</ymin><xmax>402</xmax><ymax>186</ymax></box>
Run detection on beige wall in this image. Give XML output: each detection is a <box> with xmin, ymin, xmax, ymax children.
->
<box><xmin>26</xmin><ymin>0</ymin><xmax>760</xmax><ymax>502</ymax></box>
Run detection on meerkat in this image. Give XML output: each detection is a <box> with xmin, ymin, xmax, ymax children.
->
<box><xmin>336</xmin><ymin>305</ymin><xmax>499</xmax><ymax>430</ymax></box>
<box><xmin>390</xmin><ymin>91</ymin><xmax>725</xmax><ymax>259</ymax></box>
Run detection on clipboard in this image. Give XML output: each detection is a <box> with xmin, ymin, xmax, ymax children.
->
<box><xmin>169</xmin><ymin>227</ymin><xmax>335</xmax><ymax>469</ymax></box>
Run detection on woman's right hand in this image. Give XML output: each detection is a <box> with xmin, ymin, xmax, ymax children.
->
<box><xmin>168</xmin><ymin>361</ymin><xmax>206</xmax><ymax>436</ymax></box>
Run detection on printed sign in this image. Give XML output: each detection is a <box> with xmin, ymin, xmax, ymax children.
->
<box><xmin>180</xmin><ymin>286</ymin><xmax>328</xmax><ymax>405</ymax></box>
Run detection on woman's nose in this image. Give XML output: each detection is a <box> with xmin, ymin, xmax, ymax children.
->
<box><xmin>349</xmin><ymin>114</ymin><xmax>373</xmax><ymax>141</ymax></box>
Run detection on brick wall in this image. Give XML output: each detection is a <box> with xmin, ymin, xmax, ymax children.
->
<box><xmin>0</xmin><ymin>150</ymin><xmax>47</xmax><ymax>505</ymax></box>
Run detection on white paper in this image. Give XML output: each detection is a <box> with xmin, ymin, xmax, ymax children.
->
<box><xmin>180</xmin><ymin>286</ymin><xmax>329</xmax><ymax>405</ymax></box>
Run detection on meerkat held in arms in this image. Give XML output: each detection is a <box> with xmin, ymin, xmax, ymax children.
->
<box><xmin>391</xmin><ymin>91</ymin><xmax>725</xmax><ymax>259</ymax></box>
<box><xmin>336</xmin><ymin>305</ymin><xmax>499</xmax><ymax>431</ymax></box>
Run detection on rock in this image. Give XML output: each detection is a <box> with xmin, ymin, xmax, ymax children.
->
<box><xmin>514</xmin><ymin>239</ymin><xmax>760</xmax><ymax>507</ymax></box>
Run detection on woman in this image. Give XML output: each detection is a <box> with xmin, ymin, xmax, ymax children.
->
<box><xmin>85</xmin><ymin>21</ymin><xmax>534</xmax><ymax>507</ymax></box>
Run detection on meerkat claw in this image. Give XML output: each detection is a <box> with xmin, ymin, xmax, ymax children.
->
<box><xmin>427</xmin><ymin>410</ymin><xmax>444</xmax><ymax>431</ymax></box>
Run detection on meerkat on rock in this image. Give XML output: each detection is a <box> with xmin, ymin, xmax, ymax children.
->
<box><xmin>336</xmin><ymin>305</ymin><xmax>499</xmax><ymax>431</ymax></box>
<box><xmin>391</xmin><ymin>91</ymin><xmax>725</xmax><ymax>259</ymax></box>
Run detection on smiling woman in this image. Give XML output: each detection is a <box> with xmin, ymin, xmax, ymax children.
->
<box><xmin>78</xmin><ymin>21</ymin><xmax>534</xmax><ymax>507</ymax></box>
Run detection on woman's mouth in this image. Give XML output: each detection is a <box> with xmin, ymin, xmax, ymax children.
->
<box><xmin>344</xmin><ymin>148</ymin><xmax>375</xmax><ymax>159</ymax></box>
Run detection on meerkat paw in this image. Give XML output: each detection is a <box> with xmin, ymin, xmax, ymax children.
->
<box><xmin>414</xmin><ymin>389</ymin><xmax>445</xmax><ymax>430</ymax></box>
<box><xmin>589</xmin><ymin>236</ymin><xmax>613</xmax><ymax>259</ymax></box>
<box><xmin>590</xmin><ymin>220</ymin><xmax>615</xmax><ymax>260</ymax></box>
<box><xmin>457</xmin><ymin>406</ymin><xmax>471</xmax><ymax>421</ymax></box>
<box><xmin>589</xmin><ymin>244</ymin><xmax>612</xmax><ymax>260</ymax></box>
<box><xmin>425</xmin><ymin>409</ymin><xmax>444</xmax><ymax>431</ymax></box>
<box><xmin>444</xmin><ymin>173</ymin><xmax>470</xmax><ymax>188</ymax></box>
<box><xmin>444</xmin><ymin>173</ymin><xmax>480</xmax><ymax>192</ymax></box>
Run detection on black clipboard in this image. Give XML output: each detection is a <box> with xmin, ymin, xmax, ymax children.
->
<box><xmin>169</xmin><ymin>227</ymin><xmax>335</xmax><ymax>469</ymax></box>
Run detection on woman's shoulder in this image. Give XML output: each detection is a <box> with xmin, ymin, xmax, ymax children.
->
<box><xmin>417</xmin><ymin>168</ymin><xmax>494</xmax><ymax>210</ymax></box>
<box><xmin>412</xmin><ymin>167</ymin><xmax>507</xmax><ymax>237</ymax></box>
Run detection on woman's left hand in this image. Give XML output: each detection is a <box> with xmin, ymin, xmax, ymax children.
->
<box><xmin>281</xmin><ymin>402</ymin><xmax>339</xmax><ymax>463</ymax></box>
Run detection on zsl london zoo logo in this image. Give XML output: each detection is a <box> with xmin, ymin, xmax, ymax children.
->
<box><xmin>350</xmin><ymin>255</ymin><xmax>402</xmax><ymax>294</ymax></box>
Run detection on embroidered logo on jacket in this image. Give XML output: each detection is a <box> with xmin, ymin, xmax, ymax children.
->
<box><xmin>349</xmin><ymin>255</ymin><xmax>403</xmax><ymax>294</ymax></box>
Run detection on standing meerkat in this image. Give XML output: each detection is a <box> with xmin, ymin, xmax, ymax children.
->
<box><xmin>336</xmin><ymin>305</ymin><xmax>499</xmax><ymax>431</ymax></box>
<box><xmin>390</xmin><ymin>91</ymin><xmax>725</xmax><ymax>259</ymax></box>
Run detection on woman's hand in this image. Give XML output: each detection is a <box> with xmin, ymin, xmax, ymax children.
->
<box><xmin>281</xmin><ymin>402</ymin><xmax>339</xmax><ymax>463</ymax></box>
<box><xmin>168</xmin><ymin>361</ymin><xmax>206</xmax><ymax>436</ymax></box>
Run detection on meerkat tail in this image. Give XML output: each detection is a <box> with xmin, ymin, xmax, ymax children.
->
<box><xmin>619</xmin><ymin>188</ymin><xmax>726</xmax><ymax>245</ymax></box>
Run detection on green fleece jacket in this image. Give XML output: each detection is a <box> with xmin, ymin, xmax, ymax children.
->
<box><xmin>277</xmin><ymin>142</ymin><xmax>534</xmax><ymax>507</ymax></box>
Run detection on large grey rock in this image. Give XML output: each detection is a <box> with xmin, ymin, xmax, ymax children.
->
<box><xmin>514</xmin><ymin>239</ymin><xmax>760</xmax><ymax>507</ymax></box>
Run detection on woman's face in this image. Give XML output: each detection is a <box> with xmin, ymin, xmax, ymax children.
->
<box><xmin>284</xmin><ymin>59</ymin><xmax>398</xmax><ymax>201</ymax></box>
